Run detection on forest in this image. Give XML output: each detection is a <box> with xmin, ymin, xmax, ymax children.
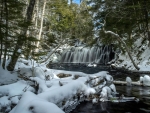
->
<box><xmin>0</xmin><ymin>0</ymin><xmax>150</xmax><ymax>113</ymax></box>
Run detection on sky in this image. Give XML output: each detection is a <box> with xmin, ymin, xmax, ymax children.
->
<box><xmin>73</xmin><ymin>0</ymin><xmax>80</xmax><ymax>4</ymax></box>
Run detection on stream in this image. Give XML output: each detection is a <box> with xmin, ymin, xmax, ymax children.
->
<box><xmin>49</xmin><ymin>63</ymin><xmax>150</xmax><ymax>113</ymax></box>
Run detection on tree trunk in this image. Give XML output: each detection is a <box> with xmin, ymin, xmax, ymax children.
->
<box><xmin>0</xmin><ymin>0</ymin><xmax>4</xmax><ymax>64</ymax></box>
<box><xmin>7</xmin><ymin>0</ymin><xmax>36</xmax><ymax>71</ymax></box>
<box><xmin>103</xmin><ymin>30</ymin><xmax>140</xmax><ymax>70</ymax></box>
<box><xmin>2</xmin><ymin>0</ymin><xmax>8</xmax><ymax>69</ymax></box>
<box><xmin>35</xmin><ymin>0</ymin><xmax>47</xmax><ymax>52</ymax></box>
<box><xmin>35</xmin><ymin>0</ymin><xmax>39</xmax><ymax>29</ymax></box>
<box><xmin>119</xmin><ymin>38</ymin><xmax>140</xmax><ymax>70</ymax></box>
<box><xmin>143</xmin><ymin>0</ymin><xmax>150</xmax><ymax>46</ymax></box>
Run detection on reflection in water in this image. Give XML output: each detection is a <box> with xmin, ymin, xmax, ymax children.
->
<box><xmin>71</xmin><ymin>84</ymin><xmax>150</xmax><ymax>113</ymax></box>
<box><xmin>126</xmin><ymin>86</ymin><xmax>132</xmax><ymax>96</ymax></box>
<box><xmin>100</xmin><ymin>102</ymin><xmax>109</xmax><ymax>113</ymax></box>
<box><xmin>71</xmin><ymin>100</ymin><xmax>146</xmax><ymax>113</ymax></box>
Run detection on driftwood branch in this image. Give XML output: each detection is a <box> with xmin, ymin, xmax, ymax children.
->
<box><xmin>18</xmin><ymin>75</ymin><xmax>34</xmax><ymax>82</ymax></box>
<box><xmin>113</xmin><ymin>80</ymin><xmax>142</xmax><ymax>86</ymax></box>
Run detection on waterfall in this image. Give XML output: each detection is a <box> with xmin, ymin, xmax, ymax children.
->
<box><xmin>60</xmin><ymin>45</ymin><xmax>115</xmax><ymax>64</ymax></box>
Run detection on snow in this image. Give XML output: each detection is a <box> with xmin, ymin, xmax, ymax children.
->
<box><xmin>0</xmin><ymin>80</ymin><xmax>34</xmax><ymax>97</ymax></box>
<box><xmin>30</xmin><ymin>77</ymin><xmax>49</xmax><ymax>93</ymax></box>
<box><xmin>100</xmin><ymin>86</ymin><xmax>113</xmax><ymax>101</ymax></box>
<box><xmin>1</xmin><ymin>34</ymin><xmax>150</xmax><ymax>113</ymax></box>
<box><xmin>109</xmin><ymin>84</ymin><xmax>116</xmax><ymax>93</ymax></box>
<box><xmin>143</xmin><ymin>75</ymin><xmax>150</xmax><ymax>86</ymax></box>
<box><xmin>0</xmin><ymin>80</ymin><xmax>35</xmax><ymax>112</ymax></box>
<box><xmin>113</xmin><ymin>37</ymin><xmax>150</xmax><ymax>71</ymax></box>
<box><xmin>87</xmin><ymin>63</ymin><xmax>97</xmax><ymax>67</ymax></box>
<box><xmin>38</xmin><ymin>77</ymin><xmax>88</xmax><ymax>103</ymax></box>
<box><xmin>0</xmin><ymin>67</ymin><xmax>18</xmax><ymax>85</ymax></box>
<box><xmin>140</xmin><ymin>76</ymin><xmax>143</xmax><ymax>83</ymax></box>
<box><xmin>92</xmin><ymin>98</ymin><xmax>98</xmax><ymax>104</ymax></box>
<box><xmin>10</xmin><ymin>91</ymin><xmax>65</xmax><ymax>113</ymax></box>
<box><xmin>126</xmin><ymin>77</ymin><xmax>132</xmax><ymax>86</ymax></box>
<box><xmin>17</xmin><ymin>49</ymin><xmax>22</xmax><ymax>53</ymax></box>
<box><xmin>138</xmin><ymin>60</ymin><xmax>150</xmax><ymax>71</ymax></box>
<box><xmin>0</xmin><ymin>96</ymin><xmax>11</xmax><ymax>107</ymax></box>
<box><xmin>1</xmin><ymin>14</ymin><xmax>150</xmax><ymax>113</ymax></box>
<box><xmin>0</xmin><ymin>59</ymin><xmax>117</xmax><ymax>113</ymax></box>
<box><xmin>10</xmin><ymin>96</ymin><xmax>19</xmax><ymax>104</ymax></box>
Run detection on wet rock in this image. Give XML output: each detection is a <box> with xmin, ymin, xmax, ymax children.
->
<box><xmin>57</xmin><ymin>73</ymin><xmax>71</xmax><ymax>78</ymax></box>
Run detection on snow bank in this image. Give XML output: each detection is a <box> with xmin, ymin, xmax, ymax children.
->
<box><xmin>138</xmin><ymin>60</ymin><xmax>150</xmax><ymax>71</ymax></box>
<box><xmin>0</xmin><ymin>59</ymin><xmax>117</xmax><ymax>113</ymax></box>
<box><xmin>0</xmin><ymin>80</ymin><xmax>34</xmax><ymax>97</ymax></box>
<box><xmin>0</xmin><ymin>80</ymin><xmax>34</xmax><ymax>112</ymax></box>
<box><xmin>38</xmin><ymin>77</ymin><xmax>90</xmax><ymax>103</ymax></box>
<box><xmin>10</xmin><ymin>91</ymin><xmax>65</xmax><ymax>113</ymax></box>
<box><xmin>0</xmin><ymin>96</ymin><xmax>11</xmax><ymax>111</ymax></box>
<box><xmin>113</xmin><ymin>37</ymin><xmax>150</xmax><ymax>71</ymax></box>
<box><xmin>0</xmin><ymin>66</ymin><xmax>18</xmax><ymax>85</ymax></box>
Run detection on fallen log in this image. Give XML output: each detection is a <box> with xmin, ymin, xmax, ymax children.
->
<box><xmin>18</xmin><ymin>75</ymin><xmax>34</xmax><ymax>82</ymax></box>
<box><xmin>113</xmin><ymin>80</ymin><xmax>143</xmax><ymax>86</ymax></box>
<box><xmin>109</xmin><ymin>96</ymin><xmax>139</xmax><ymax>103</ymax></box>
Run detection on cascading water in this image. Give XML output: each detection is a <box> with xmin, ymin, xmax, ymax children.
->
<box><xmin>60</xmin><ymin>45</ymin><xmax>115</xmax><ymax>64</ymax></box>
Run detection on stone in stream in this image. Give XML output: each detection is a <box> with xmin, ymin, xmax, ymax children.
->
<box><xmin>143</xmin><ymin>75</ymin><xmax>150</xmax><ymax>86</ymax></box>
<box><xmin>126</xmin><ymin>77</ymin><xmax>132</xmax><ymax>86</ymax></box>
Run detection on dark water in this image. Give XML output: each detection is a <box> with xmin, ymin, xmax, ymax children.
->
<box><xmin>71</xmin><ymin>101</ymin><xmax>147</xmax><ymax>113</ymax></box>
<box><xmin>49</xmin><ymin>64</ymin><xmax>150</xmax><ymax>113</ymax></box>
<box><xmin>70</xmin><ymin>85</ymin><xmax>150</xmax><ymax>113</ymax></box>
<box><xmin>48</xmin><ymin>63</ymin><xmax>111</xmax><ymax>74</ymax></box>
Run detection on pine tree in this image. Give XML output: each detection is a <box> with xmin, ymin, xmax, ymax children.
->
<box><xmin>0</xmin><ymin>0</ymin><xmax>26</xmax><ymax>69</ymax></box>
<box><xmin>88</xmin><ymin>0</ymin><xmax>147</xmax><ymax>70</ymax></box>
<box><xmin>7</xmin><ymin>0</ymin><xmax>36</xmax><ymax>71</ymax></box>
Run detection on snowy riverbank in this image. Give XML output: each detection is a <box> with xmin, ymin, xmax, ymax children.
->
<box><xmin>113</xmin><ymin>37</ymin><xmax>150</xmax><ymax>71</ymax></box>
<box><xmin>0</xmin><ymin>59</ymin><xmax>116</xmax><ymax>113</ymax></box>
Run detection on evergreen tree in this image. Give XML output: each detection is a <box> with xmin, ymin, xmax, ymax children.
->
<box><xmin>46</xmin><ymin>0</ymin><xmax>93</xmax><ymax>46</ymax></box>
<box><xmin>7</xmin><ymin>0</ymin><xmax>36</xmax><ymax>71</ymax></box>
<box><xmin>88</xmin><ymin>0</ymin><xmax>150</xmax><ymax>45</ymax></box>
<box><xmin>88</xmin><ymin>0</ymin><xmax>150</xmax><ymax>70</ymax></box>
<box><xmin>0</xmin><ymin>0</ymin><xmax>26</xmax><ymax>69</ymax></box>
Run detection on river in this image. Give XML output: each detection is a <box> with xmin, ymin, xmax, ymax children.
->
<box><xmin>49</xmin><ymin>63</ymin><xmax>150</xmax><ymax>113</ymax></box>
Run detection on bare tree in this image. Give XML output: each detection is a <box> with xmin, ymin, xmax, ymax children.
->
<box><xmin>35</xmin><ymin>0</ymin><xmax>47</xmax><ymax>52</ymax></box>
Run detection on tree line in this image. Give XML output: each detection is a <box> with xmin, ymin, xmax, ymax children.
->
<box><xmin>88</xmin><ymin>0</ymin><xmax>150</xmax><ymax>70</ymax></box>
<box><xmin>0</xmin><ymin>0</ymin><xmax>150</xmax><ymax>71</ymax></box>
<box><xmin>0</xmin><ymin>0</ymin><xmax>93</xmax><ymax>71</ymax></box>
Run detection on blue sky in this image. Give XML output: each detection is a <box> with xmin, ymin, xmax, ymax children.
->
<box><xmin>73</xmin><ymin>0</ymin><xmax>80</xmax><ymax>4</ymax></box>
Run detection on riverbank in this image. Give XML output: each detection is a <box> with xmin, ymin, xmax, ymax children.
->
<box><xmin>111</xmin><ymin>64</ymin><xmax>150</xmax><ymax>74</ymax></box>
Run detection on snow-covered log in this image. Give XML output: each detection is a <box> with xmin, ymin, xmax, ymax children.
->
<box><xmin>113</xmin><ymin>81</ymin><xmax>142</xmax><ymax>86</ymax></box>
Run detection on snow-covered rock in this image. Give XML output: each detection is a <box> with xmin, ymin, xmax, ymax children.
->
<box><xmin>143</xmin><ymin>75</ymin><xmax>150</xmax><ymax>86</ymax></box>
<box><xmin>126</xmin><ymin>77</ymin><xmax>132</xmax><ymax>86</ymax></box>
<box><xmin>100</xmin><ymin>86</ymin><xmax>113</xmax><ymax>101</ymax></box>
<box><xmin>92</xmin><ymin>98</ymin><xmax>98</xmax><ymax>104</ymax></box>
<box><xmin>139</xmin><ymin>76</ymin><xmax>143</xmax><ymax>83</ymax></box>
